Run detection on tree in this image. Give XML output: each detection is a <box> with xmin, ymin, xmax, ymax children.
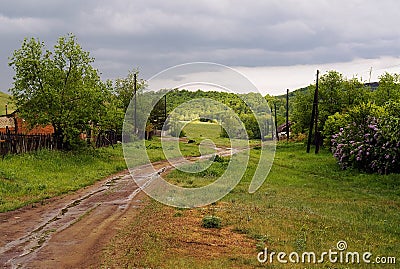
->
<box><xmin>291</xmin><ymin>71</ymin><xmax>370</xmax><ymax>136</ymax></box>
<box><xmin>112</xmin><ymin>69</ymin><xmax>146</xmax><ymax>111</ymax></box>
<box><xmin>373</xmin><ymin>72</ymin><xmax>400</xmax><ymax>105</ymax></box>
<box><xmin>98</xmin><ymin>79</ymin><xmax>125</xmax><ymax>133</ymax></box>
<box><xmin>291</xmin><ymin>86</ymin><xmax>314</xmax><ymax>134</ymax></box>
<box><xmin>103</xmin><ymin>70</ymin><xmax>146</xmax><ymax>134</ymax></box>
<box><xmin>9</xmin><ymin>34</ymin><xmax>107</xmax><ymax>148</ymax></box>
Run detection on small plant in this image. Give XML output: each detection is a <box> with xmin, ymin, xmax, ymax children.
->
<box><xmin>201</xmin><ymin>215</ymin><xmax>222</xmax><ymax>229</ymax></box>
<box><xmin>213</xmin><ymin>154</ymin><xmax>225</xmax><ymax>163</ymax></box>
<box><xmin>173</xmin><ymin>212</ymin><xmax>183</xmax><ymax>217</ymax></box>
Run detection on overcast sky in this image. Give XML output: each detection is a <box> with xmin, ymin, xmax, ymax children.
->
<box><xmin>1</xmin><ymin>0</ymin><xmax>400</xmax><ymax>95</ymax></box>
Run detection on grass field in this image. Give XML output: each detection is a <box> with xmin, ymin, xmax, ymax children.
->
<box><xmin>1</xmin><ymin>121</ymin><xmax>399</xmax><ymax>268</ymax></box>
<box><xmin>0</xmin><ymin>146</ymin><xmax>127</xmax><ymax>212</ymax></box>
<box><xmin>102</xmin><ymin>127</ymin><xmax>400</xmax><ymax>268</ymax></box>
<box><xmin>182</xmin><ymin>120</ymin><xmax>262</xmax><ymax>148</ymax></box>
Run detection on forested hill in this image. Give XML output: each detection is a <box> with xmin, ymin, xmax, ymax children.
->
<box><xmin>163</xmin><ymin>89</ymin><xmax>271</xmax><ymax>119</ymax></box>
<box><xmin>0</xmin><ymin>92</ymin><xmax>14</xmax><ymax>115</ymax></box>
<box><xmin>161</xmin><ymin>89</ymin><xmax>290</xmax><ymax>126</ymax></box>
<box><xmin>157</xmin><ymin>89</ymin><xmax>274</xmax><ymax>139</ymax></box>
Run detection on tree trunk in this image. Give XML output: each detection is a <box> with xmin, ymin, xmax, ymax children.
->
<box><xmin>53</xmin><ymin>124</ymin><xmax>65</xmax><ymax>150</ymax></box>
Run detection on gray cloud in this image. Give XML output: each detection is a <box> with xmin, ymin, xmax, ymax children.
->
<box><xmin>1</xmin><ymin>0</ymin><xmax>400</xmax><ymax>92</ymax></box>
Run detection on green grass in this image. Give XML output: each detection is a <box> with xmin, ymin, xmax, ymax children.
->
<box><xmin>3</xmin><ymin>120</ymin><xmax>399</xmax><ymax>268</ymax></box>
<box><xmin>183</xmin><ymin>121</ymin><xmax>222</xmax><ymax>139</ymax></box>
<box><xmin>226</xmin><ymin>144</ymin><xmax>400</xmax><ymax>258</ymax></box>
<box><xmin>182</xmin><ymin>121</ymin><xmax>231</xmax><ymax>147</ymax></box>
<box><xmin>110</xmin><ymin>142</ymin><xmax>400</xmax><ymax>268</ymax></box>
<box><xmin>182</xmin><ymin>121</ymin><xmax>262</xmax><ymax>149</ymax></box>
<box><xmin>0</xmin><ymin>146</ymin><xmax>127</xmax><ymax>212</ymax></box>
<box><xmin>166</xmin><ymin>155</ymin><xmax>230</xmax><ymax>188</ymax></box>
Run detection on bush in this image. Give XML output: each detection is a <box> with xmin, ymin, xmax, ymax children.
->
<box><xmin>201</xmin><ymin>215</ymin><xmax>222</xmax><ymax>229</ymax></box>
<box><xmin>331</xmin><ymin>102</ymin><xmax>400</xmax><ymax>174</ymax></box>
<box><xmin>323</xmin><ymin>112</ymin><xmax>350</xmax><ymax>145</ymax></box>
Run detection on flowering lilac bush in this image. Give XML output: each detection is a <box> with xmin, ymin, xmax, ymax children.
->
<box><xmin>331</xmin><ymin>102</ymin><xmax>400</xmax><ymax>174</ymax></box>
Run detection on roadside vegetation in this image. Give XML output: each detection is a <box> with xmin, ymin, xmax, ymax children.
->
<box><xmin>0</xmin><ymin>138</ymin><xmax>204</xmax><ymax>212</ymax></box>
<box><xmin>0</xmin><ymin>146</ymin><xmax>125</xmax><ymax>212</ymax></box>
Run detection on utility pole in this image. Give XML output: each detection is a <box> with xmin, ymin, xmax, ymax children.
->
<box><xmin>164</xmin><ymin>94</ymin><xmax>167</xmax><ymax>126</ymax></box>
<box><xmin>286</xmin><ymin>89</ymin><xmax>289</xmax><ymax>143</ymax></box>
<box><xmin>368</xmin><ymin>67</ymin><xmax>372</xmax><ymax>83</ymax></box>
<box><xmin>134</xmin><ymin>73</ymin><xmax>137</xmax><ymax>135</ymax></box>
<box><xmin>314</xmin><ymin>71</ymin><xmax>320</xmax><ymax>154</ymax></box>
<box><xmin>274</xmin><ymin>103</ymin><xmax>279</xmax><ymax>142</ymax></box>
<box><xmin>307</xmin><ymin>70</ymin><xmax>319</xmax><ymax>153</ymax></box>
<box><xmin>270</xmin><ymin>105</ymin><xmax>274</xmax><ymax>140</ymax></box>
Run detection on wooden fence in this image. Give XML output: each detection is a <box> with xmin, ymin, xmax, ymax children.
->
<box><xmin>0</xmin><ymin>133</ymin><xmax>60</xmax><ymax>156</ymax></box>
<box><xmin>95</xmin><ymin>130</ymin><xmax>122</xmax><ymax>148</ymax></box>
<box><xmin>0</xmin><ymin>130</ymin><xmax>122</xmax><ymax>156</ymax></box>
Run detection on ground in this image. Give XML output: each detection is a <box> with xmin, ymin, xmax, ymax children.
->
<box><xmin>1</xmin><ymin>126</ymin><xmax>399</xmax><ymax>268</ymax></box>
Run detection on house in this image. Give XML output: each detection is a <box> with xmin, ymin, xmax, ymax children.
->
<box><xmin>364</xmin><ymin>82</ymin><xmax>379</xmax><ymax>91</ymax></box>
<box><xmin>0</xmin><ymin>116</ymin><xmax>16</xmax><ymax>133</ymax></box>
<box><xmin>0</xmin><ymin>111</ymin><xmax>54</xmax><ymax>135</ymax></box>
<box><xmin>277</xmin><ymin>121</ymin><xmax>292</xmax><ymax>138</ymax></box>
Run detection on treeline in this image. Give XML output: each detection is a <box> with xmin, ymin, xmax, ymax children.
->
<box><xmin>159</xmin><ymin>89</ymin><xmax>273</xmax><ymax>139</ymax></box>
<box><xmin>290</xmin><ymin>70</ymin><xmax>400</xmax><ymax>174</ymax></box>
<box><xmin>291</xmin><ymin>70</ymin><xmax>399</xmax><ymax>138</ymax></box>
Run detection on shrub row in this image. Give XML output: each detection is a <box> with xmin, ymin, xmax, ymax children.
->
<box><xmin>330</xmin><ymin>102</ymin><xmax>400</xmax><ymax>174</ymax></box>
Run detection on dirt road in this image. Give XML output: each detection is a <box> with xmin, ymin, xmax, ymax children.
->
<box><xmin>0</xmin><ymin>158</ymin><xmax>177</xmax><ymax>269</ymax></box>
<box><xmin>0</xmin><ymin>147</ymin><xmax>237</xmax><ymax>268</ymax></box>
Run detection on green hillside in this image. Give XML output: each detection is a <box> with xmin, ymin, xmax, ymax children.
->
<box><xmin>0</xmin><ymin>92</ymin><xmax>15</xmax><ymax>115</ymax></box>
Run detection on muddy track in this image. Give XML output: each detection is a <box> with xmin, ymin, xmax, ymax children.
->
<box><xmin>0</xmin><ymin>147</ymin><xmax>238</xmax><ymax>268</ymax></box>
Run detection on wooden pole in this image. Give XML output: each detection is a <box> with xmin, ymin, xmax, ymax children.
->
<box><xmin>270</xmin><ymin>106</ymin><xmax>274</xmax><ymax>140</ymax></box>
<box><xmin>286</xmin><ymin>89</ymin><xmax>289</xmax><ymax>142</ymax></box>
<box><xmin>315</xmin><ymin>71</ymin><xmax>320</xmax><ymax>154</ymax></box>
<box><xmin>306</xmin><ymin>70</ymin><xmax>319</xmax><ymax>153</ymax></box>
<box><xmin>134</xmin><ymin>73</ymin><xmax>137</xmax><ymax>135</ymax></box>
<box><xmin>274</xmin><ymin>103</ymin><xmax>279</xmax><ymax>142</ymax></box>
<box><xmin>164</xmin><ymin>94</ymin><xmax>167</xmax><ymax>123</ymax></box>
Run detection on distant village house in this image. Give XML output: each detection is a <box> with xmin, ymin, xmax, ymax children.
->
<box><xmin>0</xmin><ymin>110</ymin><xmax>54</xmax><ymax>135</ymax></box>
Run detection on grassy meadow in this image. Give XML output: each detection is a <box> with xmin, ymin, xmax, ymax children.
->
<box><xmin>1</xmin><ymin>121</ymin><xmax>399</xmax><ymax>268</ymax></box>
<box><xmin>102</xmin><ymin>123</ymin><xmax>400</xmax><ymax>269</ymax></box>
<box><xmin>0</xmin><ymin>146</ymin><xmax>127</xmax><ymax>212</ymax></box>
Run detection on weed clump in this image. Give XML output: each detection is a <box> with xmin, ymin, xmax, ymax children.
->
<box><xmin>201</xmin><ymin>215</ymin><xmax>222</xmax><ymax>229</ymax></box>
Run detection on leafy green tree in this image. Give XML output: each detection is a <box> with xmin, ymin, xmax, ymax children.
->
<box><xmin>318</xmin><ymin>71</ymin><xmax>345</xmax><ymax>129</ymax></box>
<box><xmin>292</xmin><ymin>71</ymin><xmax>370</xmax><ymax>136</ymax></box>
<box><xmin>341</xmin><ymin>78</ymin><xmax>370</xmax><ymax>107</ymax></box>
<box><xmin>9</xmin><ymin>34</ymin><xmax>107</xmax><ymax>148</ymax></box>
<box><xmin>373</xmin><ymin>72</ymin><xmax>400</xmax><ymax>105</ymax></box>
<box><xmin>98</xmin><ymin>79</ymin><xmax>125</xmax><ymax>133</ymax></box>
<box><xmin>113</xmin><ymin>69</ymin><xmax>146</xmax><ymax>111</ymax></box>
<box><xmin>291</xmin><ymin>86</ymin><xmax>314</xmax><ymax>134</ymax></box>
<box><xmin>105</xmin><ymin>70</ymin><xmax>146</xmax><ymax>134</ymax></box>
